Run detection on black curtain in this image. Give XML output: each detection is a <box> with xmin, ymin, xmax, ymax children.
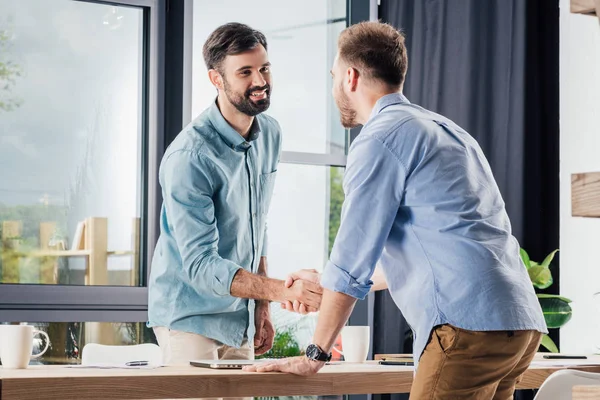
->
<box><xmin>375</xmin><ymin>1</ymin><xmax>559</xmax><ymax>399</ymax></box>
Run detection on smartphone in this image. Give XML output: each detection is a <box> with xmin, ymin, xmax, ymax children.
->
<box><xmin>379</xmin><ymin>360</ymin><xmax>414</xmax><ymax>366</ymax></box>
<box><xmin>542</xmin><ymin>355</ymin><xmax>587</xmax><ymax>359</ymax></box>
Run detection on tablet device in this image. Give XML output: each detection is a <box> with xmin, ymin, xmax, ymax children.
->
<box><xmin>190</xmin><ymin>359</ymin><xmax>259</xmax><ymax>369</ymax></box>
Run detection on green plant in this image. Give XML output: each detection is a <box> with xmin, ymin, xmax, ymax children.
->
<box><xmin>256</xmin><ymin>329</ymin><xmax>302</xmax><ymax>359</ymax></box>
<box><xmin>520</xmin><ymin>248</ymin><xmax>571</xmax><ymax>353</ymax></box>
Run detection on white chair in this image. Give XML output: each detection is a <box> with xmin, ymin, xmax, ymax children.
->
<box><xmin>81</xmin><ymin>343</ymin><xmax>162</xmax><ymax>366</ymax></box>
<box><xmin>534</xmin><ymin>369</ymin><xmax>600</xmax><ymax>400</ymax></box>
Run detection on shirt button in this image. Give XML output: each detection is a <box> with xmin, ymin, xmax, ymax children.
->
<box><xmin>252</xmin><ymin>213</ymin><xmax>257</xmax><ymax>218</ymax></box>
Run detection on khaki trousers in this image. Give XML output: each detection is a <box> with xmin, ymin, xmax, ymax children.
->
<box><xmin>153</xmin><ymin>327</ymin><xmax>253</xmax><ymax>400</ymax></box>
<box><xmin>410</xmin><ymin>324</ymin><xmax>542</xmax><ymax>400</ymax></box>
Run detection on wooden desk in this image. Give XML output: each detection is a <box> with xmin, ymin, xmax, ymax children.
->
<box><xmin>573</xmin><ymin>385</ymin><xmax>600</xmax><ymax>399</ymax></box>
<box><xmin>2</xmin><ymin>358</ymin><xmax>600</xmax><ymax>399</ymax></box>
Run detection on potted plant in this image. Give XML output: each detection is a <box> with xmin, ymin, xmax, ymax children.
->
<box><xmin>520</xmin><ymin>248</ymin><xmax>572</xmax><ymax>352</ymax></box>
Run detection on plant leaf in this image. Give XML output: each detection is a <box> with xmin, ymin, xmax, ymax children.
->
<box><xmin>540</xmin><ymin>334</ymin><xmax>559</xmax><ymax>353</ymax></box>
<box><xmin>539</xmin><ymin>297</ymin><xmax>573</xmax><ymax>328</ymax></box>
<box><xmin>520</xmin><ymin>248</ymin><xmax>531</xmax><ymax>269</ymax></box>
<box><xmin>529</xmin><ymin>265</ymin><xmax>553</xmax><ymax>289</ymax></box>
<box><xmin>537</xmin><ymin>293</ymin><xmax>572</xmax><ymax>303</ymax></box>
<box><xmin>541</xmin><ymin>249</ymin><xmax>559</xmax><ymax>268</ymax></box>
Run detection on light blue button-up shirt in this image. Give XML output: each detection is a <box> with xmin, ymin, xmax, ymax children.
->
<box><xmin>148</xmin><ymin>100</ymin><xmax>281</xmax><ymax>348</ymax></box>
<box><xmin>321</xmin><ymin>93</ymin><xmax>547</xmax><ymax>366</ymax></box>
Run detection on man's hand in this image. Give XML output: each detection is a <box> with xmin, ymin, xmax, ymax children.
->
<box><xmin>281</xmin><ymin>269</ymin><xmax>321</xmax><ymax>314</ymax></box>
<box><xmin>282</xmin><ymin>269</ymin><xmax>322</xmax><ymax>314</ymax></box>
<box><xmin>243</xmin><ymin>356</ymin><xmax>324</xmax><ymax>376</ymax></box>
<box><xmin>254</xmin><ymin>301</ymin><xmax>275</xmax><ymax>356</ymax></box>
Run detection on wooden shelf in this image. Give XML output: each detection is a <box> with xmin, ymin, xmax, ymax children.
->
<box><xmin>571</xmin><ymin>0</ymin><xmax>599</xmax><ymax>16</ymax></box>
<box><xmin>572</xmin><ymin>172</ymin><xmax>600</xmax><ymax>217</ymax></box>
<box><xmin>16</xmin><ymin>250</ymin><xmax>91</xmax><ymax>258</ymax></box>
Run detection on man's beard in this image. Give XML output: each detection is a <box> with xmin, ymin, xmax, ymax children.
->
<box><xmin>223</xmin><ymin>78</ymin><xmax>271</xmax><ymax>117</ymax></box>
<box><xmin>336</xmin><ymin>83</ymin><xmax>358</xmax><ymax>128</ymax></box>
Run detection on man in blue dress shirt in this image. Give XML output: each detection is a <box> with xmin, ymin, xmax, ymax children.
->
<box><xmin>246</xmin><ymin>21</ymin><xmax>547</xmax><ymax>399</ymax></box>
<box><xmin>148</xmin><ymin>23</ymin><xmax>322</xmax><ymax>367</ymax></box>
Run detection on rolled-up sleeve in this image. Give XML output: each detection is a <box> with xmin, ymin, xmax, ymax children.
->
<box><xmin>162</xmin><ymin>149</ymin><xmax>241</xmax><ymax>297</ymax></box>
<box><xmin>261</xmin><ymin>224</ymin><xmax>268</xmax><ymax>256</ymax></box>
<box><xmin>320</xmin><ymin>136</ymin><xmax>406</xmax><ymax>300</ymax></box>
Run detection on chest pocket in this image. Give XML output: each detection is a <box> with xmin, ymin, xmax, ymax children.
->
<box><xmin>258</xmin><ymin>171</ymin><xmax>277</xmax><ymax>215</ymax></box>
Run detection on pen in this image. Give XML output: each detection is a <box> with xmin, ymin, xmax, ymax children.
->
<box><xmin>125</xmin><ymin>360</ymin><xmax>149</xmax><ymax>366</ymax></box>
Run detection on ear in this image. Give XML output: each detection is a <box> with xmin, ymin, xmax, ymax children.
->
<box><xmin>346</xmin><ymin>67</ymin><xmax>359</xmax><ymax>92</ymax></box>
<box><xmin>208</xmin><ymin>69</ymin><xmax>224</xmax><ymax>90</ymax></box>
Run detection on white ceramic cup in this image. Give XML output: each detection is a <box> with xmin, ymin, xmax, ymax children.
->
<box><xmin>334</xmin><ymin>325</ymin><xmax>370</xmax><ymax>363</ymax></box>
<box><xmin>0</xmin><ymin>325</ymin><xmax>50</xmax><ymax>369</ymax></box>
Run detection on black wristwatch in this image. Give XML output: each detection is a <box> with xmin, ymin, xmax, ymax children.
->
<box><xmin>305</xmin><ymin>344</ymin><xmax>332</xmax><ymax>362</ymax></box>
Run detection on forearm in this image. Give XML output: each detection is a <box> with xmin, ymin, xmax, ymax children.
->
<box><xmin>256</xmin><ymin>257</ymin><xmax>269</xmax><ymax>309</ymax></box>
<box><xmin>230</xmin><ymin>268</ymin><xmax>286</xmax><ymax>303</ymax></box>
<box><xmin>312</xmin><ymin>289</ymin><xmax>357</xmax><ymax>352</ymax></box>
<box><xmin>370</xmin><ymin>266</ymin><xmax>388</xmax><ymax>291</ymax></box>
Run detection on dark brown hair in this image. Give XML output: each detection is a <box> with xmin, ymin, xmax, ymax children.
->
<box><xmin>338</xmin><ymin>21</ymin><xmax>408</xmax><ymax>89</ymax></box>
<box><xmin>202</xmin><ymin>23</ymin><xmax>268</xmax><ymax>72</ymax></box>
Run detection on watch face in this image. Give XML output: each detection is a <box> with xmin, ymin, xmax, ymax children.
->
<box><xmin>306</xmin><ymin>344</ymin><xmax>319</xmax><ymax>359</ymax></box>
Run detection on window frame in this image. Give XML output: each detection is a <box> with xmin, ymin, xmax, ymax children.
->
<box><xmin>0</xmin><ymin>0</ymin><xmax>164</xmax><ymax>322</ymax></box>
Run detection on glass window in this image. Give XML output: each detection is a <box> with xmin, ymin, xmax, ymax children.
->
<box><xmin>191</xmin><ymin>0</ymin><xmax>347</xmax><ymax>154</ymax></box>
<box><xmin>266</xmin><ymin>164</ymin><xmax>343</xmax><ymax>350</ymax></box>
<box><xmin>0</xmin><ymin>1</ymin><xmax>145</xmax><ymax>286</ymax></box>
<box><xmin>0</xmin><ymin>322</ymin><xmax>156</xmax><ymax>365</ymax></box>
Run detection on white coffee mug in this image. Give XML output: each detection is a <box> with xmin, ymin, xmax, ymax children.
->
<box><xmin>0</xmin><ymin>325</ymin><xmax>50</xmax><ymax>369</ymax></box>
<box><xmin>333</xmin><ymin>325</ymin><xmax>370</xmax><ymax>363</ymax></box>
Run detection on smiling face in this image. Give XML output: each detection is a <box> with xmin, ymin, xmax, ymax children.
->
<box><xmin>218</xmin><ymin>45</ymin><xmax>272</xmax><ymax>117</ymax></box>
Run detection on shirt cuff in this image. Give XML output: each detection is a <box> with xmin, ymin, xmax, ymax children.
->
<box><xmin>213</xmin><ymin>260</ymin><xmax>242</xmax><ymax>297</ymax></box>
<box><xmin>320</xmin><ymin>261</ymin><xmax>372</xmax><ymax>300</ymax></box>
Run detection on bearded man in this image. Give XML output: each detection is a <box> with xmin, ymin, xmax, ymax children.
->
<box><xmin>148</xmin><ymin>23</ymin><xmax>322</xmax><ymax>368</ymax></box>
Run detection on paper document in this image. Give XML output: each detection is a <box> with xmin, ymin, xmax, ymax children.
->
<box><xmin>530</xmin><ymin>359</ymin><xmax>600</xmax><ymax>367</ymax></box>
<box><xmin>67</xmin><ymin>363</ymin><xmax>163</xmax><ymax>369</ymax></box>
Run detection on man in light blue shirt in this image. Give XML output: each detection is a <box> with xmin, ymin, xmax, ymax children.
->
<box><xmin>246</xmin><ymin>21</ymin><xmax>547</xmax><ymax>399</ymax></box>
<box><xmin>148</xmin><ymin>23</ymin><xmax>322</xmax><ymax>367</ymax></box>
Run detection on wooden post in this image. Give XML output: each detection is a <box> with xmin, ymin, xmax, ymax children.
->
<box><xmin>85</xmin><ymin>217</ymin><xmax>108</xmax><ymax>286</ymax></box>
<box><xmin>39</xmin><ymin>222</ymin><xmax>57</xmax><ymax>284</ymax></box>
<box><xmin>1</xmin><ymin>221</ymin><xmax>22</xmax><ymax>283</ymax></box>
<box><xmin>131</xmin><ymin>217</ymin><xmax>140</xmax><ymax>286</ymax></box>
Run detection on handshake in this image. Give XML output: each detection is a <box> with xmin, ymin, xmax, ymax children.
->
<box><xmin>280</xmin><ymin>269</ymin><xmax>322</xmax><ymax>315</ymax></box>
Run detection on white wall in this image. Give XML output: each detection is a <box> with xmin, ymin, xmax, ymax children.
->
<box><xmin>559</xmin><ymin>0</ymin><xmax>600</xmax><ymax>353</ymax></box>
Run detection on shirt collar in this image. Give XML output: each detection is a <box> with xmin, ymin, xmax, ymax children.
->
<box><xmin>369</xmin><ymin>92</ymin><xmax>411</xmax><ymax>120</ymax></box>
<box><xmin>207</xmin><ymin>99</ymin><xmax>261</xmax><ymax>151</ymax></box>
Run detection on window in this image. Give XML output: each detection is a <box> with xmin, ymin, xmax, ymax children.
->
<box><xmin>0</xmin><ymin>0</ymin><xmax>159</xmax><ymax>326</ymax></box>
<box><xmin>0</xmin><ymin>0</ymin><xmax>146</xmax><ymax>287</ymax></box>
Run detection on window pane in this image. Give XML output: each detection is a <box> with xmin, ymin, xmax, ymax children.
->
<box><xmin>0</xmin><ymin>1</ymin><xmax>145</xmax><ymax>286</ymax></box>
<box><xmin>265</xmin><ymin>164</ymin><xmax>344</xmax><ymax>352</ymax></box>
<box><xmin>192</xmin><ymin>0</ymin><xmax>347</xmax><ymax>154</ymax></box>
<box><xmin>0</xmin><ymin>322</ymin><xmax>156</xmax><ymax>366</ymax></box>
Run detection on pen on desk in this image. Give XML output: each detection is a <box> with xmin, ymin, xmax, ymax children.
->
<box><xmin>125</xmin><ymin>360</ymin><xmax>149</xmax><ymax>366</ymax></box>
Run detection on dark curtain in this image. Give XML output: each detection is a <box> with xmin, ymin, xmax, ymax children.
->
<box><xmin>375</xmin><ymin>1</ymin><xmax>559</xmax><ymax>399</ymax></box>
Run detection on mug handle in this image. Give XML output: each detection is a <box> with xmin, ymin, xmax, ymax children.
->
<box><xmin>30</xmin><ymin>330</ymin><xmax>50</xmax><ymax>359</ymax></box>
<box><xmin>332</xmin><ymin>344</ymin><xmax>344</xmax><ymax>356</ymax></box>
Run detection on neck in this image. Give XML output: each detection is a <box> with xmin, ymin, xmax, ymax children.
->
<box><xmin>355</xmin><ymin>87</ymin><xmax>401</xmax><ymax>125</ymax></box>
<box><xmin>217</xmin><ymin>94</ymin><xmax>254</xmax><ymax>140</ymax></box>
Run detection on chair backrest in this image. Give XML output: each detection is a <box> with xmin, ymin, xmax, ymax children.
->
<box><xmin>81</xmin><ymin>343</ymin><xmax>162</xmax><ymax>366</ymax></box>
<box><xmin>534</xmin><ymin>369</ymin><xmax>600</xmax><ymax>400</ymax></box>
